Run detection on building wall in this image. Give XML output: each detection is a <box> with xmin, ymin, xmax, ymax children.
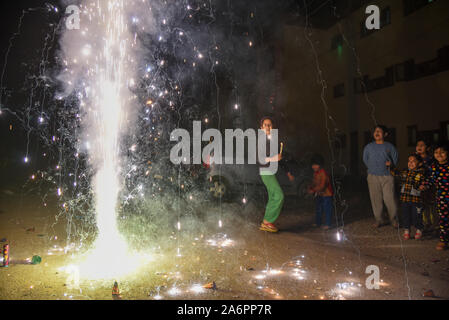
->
<box><xmin>280</xmin><ymin>0</ymin><xmax>449</xmax><ymax>175</ymax></box>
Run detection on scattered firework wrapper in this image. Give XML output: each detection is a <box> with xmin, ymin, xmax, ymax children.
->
<box><xmin>31</xmin><ymin>255</ymin><xmax>42</xmax><ymax>265</ymax></box>
<box><xmin>203</xmin><ymin>282</ymin><xmax>217</xmax><ymax>290</ymax></box>
<box><xmin>2</xmin><ymin>244</ymin><xmax>9</xmax><ymax>267</ymax></box>
<box><xmin>423</xmin><ymin>290</ymin><xmax>436</xmax><ymax>298</ymax></box>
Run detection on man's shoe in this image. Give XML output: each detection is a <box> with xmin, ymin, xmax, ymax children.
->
<box><xmin>373</xmin><ymin>222</ymin><xmax>383</xmax><ymax>228</ymax></box>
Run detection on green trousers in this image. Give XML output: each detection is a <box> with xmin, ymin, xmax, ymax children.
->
<box><xmin>261</xmin><ymin>174</ymin><xmax>285</xmax><ymax>224</ymax></box>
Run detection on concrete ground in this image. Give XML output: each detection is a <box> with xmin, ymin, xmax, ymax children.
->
<box><xmin>0</xmin><ymin>186</ymin><xmax>448</xmax><ymax>300</ymax></box>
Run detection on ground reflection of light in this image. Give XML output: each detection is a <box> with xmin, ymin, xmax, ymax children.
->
<box><xmin>255</xmin><ymin>274</ymin><xmax>266</xmax><ymax>280</ymax></box>
<box><xmin>70</xmin><ymin>235</ymin><xmax>152</xmax><ymax>280</ymax></box>
<box><xmin>153</xmin><ymin>294</ymin><xmax>163</xmax><ymax>300</ymax></box>
<box><xmin>268</xmin><ymin>269</ymin><xmax>283</xmax><ymax>276</ymax></box>
<box><xmin>206</xmin><ymin>234</ymin><xmax>234</xmax><ymax>248</ymax></box>
<box><xmin>379</xmin><ymin>280</ymin><xmax>389</xmax><ymax>287</ymax></box>
<box><xmin>190</xmin><ymin>284</ymin><xmax>206</xmax><ymax>294</ymax></box>
<box><xmin>262</xmin><ymin>287</ymin><xmax>282</xmax><ymax>299</ymax></box>
<box><xmin>168</xmin><ymin>287</ymin><xmax>182</xmax><ymax>296</ymax></box>
<box><xmin>330</xmin><ymin>282</ymin><xmax>361</xmax><ymax>299</ymax></box>
<box><xmin>293</xmin><ymin>273</ymin><xmax>305</xmax><ymax>280</ymax></box>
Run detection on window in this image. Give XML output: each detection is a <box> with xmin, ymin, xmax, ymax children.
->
<box><xmin>415</xmin><ymin>58</ymin><xmax>440</xmax><ymax>79</ymax></box>
<box><xmin>403</xmin><ymin>0</ymin><xmax>437</xmax><ymax>16</ymax></box>
<box><xmin>354</xmin><ymin>67</ymin><xmax>393</xmax><ymax>94</ymax></box>
<box><xmin>395</xmin><ymin>60</ymin><xmax>415</xmax><ymax>82</ymax></box>
<box><xmin>434</xmin><ymin>132</ymin><xmax>440</xmax><ymax>144</ymax></box>
<box><xmin>371</xmin><ymin>66</ymin><xmax>394</xmax><ymax>91</ymax></box>
<box><xmin>380</xmin><ymin>7</ymin><xmax>392</xmax><ymax>27</ymax></box>
<box><xmin>408</xmin><ymin>125</ymin><xmax>418</xmax><ymax>147</ymax></box>
<box><xmin>419</xmin><ymin>130</ymin><xmax>441</xmax><ymax>145</ymax></box>
<box><xmin>333</xmin><ymin>83</ymin><xmax>345</xmax><ymax>98</ymax></box>
<box><xmin>354</xmin><ymin>76</ymin><xmax>370</xmax><ymax>94</ymax></box>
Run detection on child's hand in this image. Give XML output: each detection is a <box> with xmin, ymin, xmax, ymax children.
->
<box><xmin>419</xmin><ymin>185</ymin><xmax>426</xmax><ymax>191</ymax></box>
<box><xmin>287</xmin><ymin>172</ymin><xmax>295</xmax><ymax>182</ymax></box>
<box><xmin>386</xmin><ymin>161</ymin><xmax>392</xmax><ymax>167</ymax></box>
<box><xmin>268</xmin><ymin>154</ymin><xmax>282</xmax><ymax>162</ymax></box>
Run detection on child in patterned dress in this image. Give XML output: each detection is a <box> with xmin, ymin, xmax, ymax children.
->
<box><xmin>421</xmin><ymin>143</ymin><xmax>449</xmax><ymax>251</ymax></box>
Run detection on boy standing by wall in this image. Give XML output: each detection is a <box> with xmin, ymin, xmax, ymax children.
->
<box><xmin>363</xmin><ymin>125</ymin><xmax>399</xmax><ymax>228</ymax></box>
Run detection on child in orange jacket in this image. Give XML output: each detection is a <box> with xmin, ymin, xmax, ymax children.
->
<box><xmin>307</xmin><ymin>155</ymin><xmax>334</xmax><ymax>230</ymax></box>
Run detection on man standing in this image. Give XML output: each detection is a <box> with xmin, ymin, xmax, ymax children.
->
<box><xmin>363</xmin><ymin>125</ymin><xmax>399</xmax><ymax>228</ymax></box>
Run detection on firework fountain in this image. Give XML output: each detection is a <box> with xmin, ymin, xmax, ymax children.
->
<box><xmin>58</xmin><ymin>0</ymin><xmax>145</xmax><ymax>279</ymax></box>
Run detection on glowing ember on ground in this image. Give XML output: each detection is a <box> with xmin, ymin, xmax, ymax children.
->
<box><xmin>167</xmin><ymin>286</ymin><xmax>182</xmax><ymax>296</ymax></box>
<box><xmin>190</xmin><ymin>284</ymin><xmax>206</xmax><ymax>294</ymax></box>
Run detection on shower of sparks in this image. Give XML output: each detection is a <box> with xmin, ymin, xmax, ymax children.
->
<box><xmin>58</xmin><ymin>0</ymin><xmax>146</xmax><ymax>279</ymax></box>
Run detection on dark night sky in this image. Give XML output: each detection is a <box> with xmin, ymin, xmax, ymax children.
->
<box><xmin>0</xmin><ymin>1</ymin><xmax>296</xmax><ymax>137</ymax></box>
<box><xmin>0</xmin><ymin>1</ymin><xmax>57</xmax><ymax>162</ymax></box>
<box><xmin>0</xmin><ymin>0</ymin><xmax>299</xmax><ymax>181</ymax></box>
<box><xmin>0</xmin><ymin>0</ymin><xmax>335</xmax><ymax>185</ymax></box>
